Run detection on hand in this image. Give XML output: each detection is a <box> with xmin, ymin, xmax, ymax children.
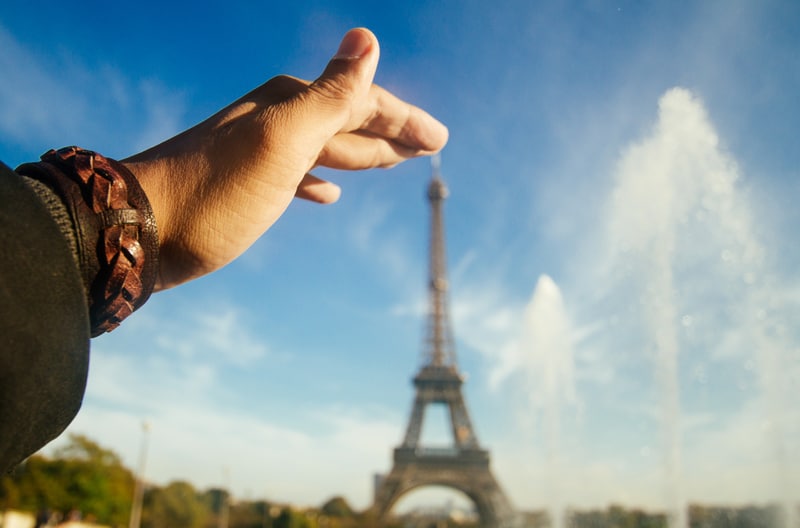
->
<box><xmin>123</xmin><ymin>28</ymin><xmax>448</xmax><ymax>290</ymax></box>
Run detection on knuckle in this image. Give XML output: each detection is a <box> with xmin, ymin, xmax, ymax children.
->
<box><xmin>309</xmin><ymin>75</ymin><xmax>356</xmax><ymax>106</ymax></box>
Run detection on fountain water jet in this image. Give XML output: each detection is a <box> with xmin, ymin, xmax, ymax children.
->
<box><xmin>602</xmin><ymin>87</ymin><xmax>796</xmax><ymax>528</ymax></box>
<box><xmin>520</xmin><ymin>274</ymin><xmax>576</xmax><ymax>528</ymax></box>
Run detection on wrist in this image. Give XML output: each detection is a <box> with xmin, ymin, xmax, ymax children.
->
<box><xmin>17</xmin><ymin>147</ymin><xmax>159</xmax><ymax>336</ymax></box>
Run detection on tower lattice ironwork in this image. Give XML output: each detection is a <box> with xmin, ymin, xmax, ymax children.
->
<box><xmin>371</xmin><ymin>158</ymin><xmax>517</xmax><ymax>528</ymax></box>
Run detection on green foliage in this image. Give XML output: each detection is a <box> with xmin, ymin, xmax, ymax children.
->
<box><xmin>0</xmin><ymin>434</ymin><xmax>134</xmax><ymax>525</ymax></box>
<box><xmin>568</xmin><ymin>505</ymin><xmax>667</xmax><ymax>528</ymax></box>
<box><xmin>317</xmin><ymin>496</ymin><xmax>365</xmax><ymax>528</ymax></box>
<box><xmin>54</xmin><ymin>435</ymin><xmax>125</xmax><ymax>467</ymax></box>
<box><xmin>226</xmin><ymin>499</ymin><xmax>275</xmax><ymax>528</ymax></box>
<box><xmin>688</xmin><ymin>504</ymin><xmax>784</xmax><ymax>528</ymax></box>
<box><xmin>4</xmin><ymin>434</ymin><xmax>787</xmax><ymax>528</ymax></box>
<box><xmin>142</xmin><ymin>480</ymin><xmax>209</xmax><ymax>528</ymax></box>
<box><xmin>201</xmin><ymin>487</ymin><xmax>229</xmax><ymax>514</ymax></box>
<box><xmin>273</xmin><ymin>507</ymin><xmax>313</xmax><ymax>528</ymax></box>
<box><xmin>320</xmin><ymin>496</ymin><xmax>354</xmax><ymax>518</ymax></box>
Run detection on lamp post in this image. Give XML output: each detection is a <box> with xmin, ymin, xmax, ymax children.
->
<box><xmin>218</xmin><ymin>468</ymin><xmax>230</xmax><ymax>528</ymax></box>
<box><xmin>129</xmin><ymin>421</ymin><xmax>150</xmax><ymax>528</ymax></box>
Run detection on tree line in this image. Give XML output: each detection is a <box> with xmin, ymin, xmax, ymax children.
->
<box><xmin>0</xmin><ymin>435</ymin><xmax>360</xmax><ymax>528</ymax></box>
<box><xmin>1</xmin><ymin>435</ymin><xmax>792</xmax><ymax>527</ymax></box>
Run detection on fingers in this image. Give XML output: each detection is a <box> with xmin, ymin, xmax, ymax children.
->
<box><xmin>295</xmin><ymin>174</ymin><xmax>341</xmax><ymax>204</ymax></box>
<box><xmin>242</xmin><ymin>28</ymin><xmax>446</xmax><ymax>164</ymax></box>
<box><xmin>345</xmin><ymin>86</ymin><xmax>449</xmax><ymax>153</ymax></box>
<box><xmin>243</xmin><ymin>27</ymin><xmax>448</xmax><ymax>200</ymax></box>
<box><xmin>254</xmin><ymin>78</ymin><xmax>448</xmax><ymax>155</ymax></box>
<box><xmin>283</xmin><ymin>81</ymin><xmax>448</xmax><ymax>170</ymax></box>
<box><xmin>317</xmin><ymin>131</ymin><xmax>432</xmax><ymax>170</ymax></box>
<box><xmin>280</xmin><ymin>28</ymin><xmax>381</xmax><ymax>153</ymax></box>
<box><xmin>316</xmin><ymin>85</ymin><xmax>450</xmax><ymax>170</ymax></box>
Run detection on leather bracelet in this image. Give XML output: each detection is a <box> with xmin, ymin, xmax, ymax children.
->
<box><xmin>17</xmin><ymin>147</ymin><xmax>159</xmax><ymax>336</ymax></box>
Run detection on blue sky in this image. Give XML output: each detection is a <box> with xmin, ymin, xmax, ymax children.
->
<box><xmin>2</xmin><ymin>0</ymin><xmax>799</xmax><ymax>518</ymax></box>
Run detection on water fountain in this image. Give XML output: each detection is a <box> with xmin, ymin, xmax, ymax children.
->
<box><xmin>520</xmin><ymin>274</ymin><xmax>576</xmax><ymax>528</ymax></box>
<box><xmin>600</xmin><ymin>87</ymin><xmax>795</xmax><ymax>528</ymax></box>
<box><xmin>519</xmin><ymin>87</ymin><xmax>796</xmax><ymax>528</ymax></box>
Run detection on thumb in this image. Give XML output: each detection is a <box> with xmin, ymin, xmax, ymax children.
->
<box><xmin>324</xmin><ymin>26</ymin><xmax>380</xmax><ymax>81</ymax></box>
<box><xmin>289</xmin><ymin>28</ymin><xmax>380</xmax><ymax>148</ymax></box>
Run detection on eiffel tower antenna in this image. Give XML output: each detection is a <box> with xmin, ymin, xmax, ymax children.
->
<box><xmin>371</xmin><ymin>156</ymin><xmax>518</xmax><ymax>528</ymax></box>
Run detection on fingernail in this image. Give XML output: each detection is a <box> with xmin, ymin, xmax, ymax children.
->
<box><xmin>332</xmin><ymin>28</ymin><xmax>372</xmax><ymax>60</ymax></box>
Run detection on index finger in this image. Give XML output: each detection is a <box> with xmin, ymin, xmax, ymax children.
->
<box><xmin>349</xmin><ymin>84</ymin><xmax>449</xmax><ymax>153</ymax></box>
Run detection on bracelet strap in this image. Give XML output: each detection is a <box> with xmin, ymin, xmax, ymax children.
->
<box><xmin>17</xmin><ymin>147</ymin><xmax>159</xmax><ymax>336</ymax></box>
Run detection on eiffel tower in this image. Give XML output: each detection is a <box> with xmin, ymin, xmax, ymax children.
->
<box><xmin>371</xmin><ymin>158</ymin><xmax>517</xmax><ymax>528</ymax></box>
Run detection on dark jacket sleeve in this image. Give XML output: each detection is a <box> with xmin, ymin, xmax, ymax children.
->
<box><xmin>0</xmin><ymin>161</ymin><xmax>90</xmax><ymax>472</ymax></box>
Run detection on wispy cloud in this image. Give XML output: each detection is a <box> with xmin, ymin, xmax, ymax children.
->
<box><xmin>153</xmin><ymin>307</ymin><xmax>269</xmax><ymax>367</ymax></box>
<box><xmin>82</xmin><ymin>300</ymin><xmax>272</xmax><ymax>415</ymax></box>
<box><xmin>0</xmin><ymin>24</ymin><xmax>185</xmax><ymax>160</ymax></box>
<box><xmin>48</xmin><ymin>294</ymin><xmax>403</xmax><ymax>509</ymax></box>
<box><xmin>348</xmin><ymin>197</ymin><xmax>418</xmax><ymax>285</ymax></box>
<box><xmin>55</xmin><ymin>400</ymin><xmax>400</xmax><ymax>509</ymax></box>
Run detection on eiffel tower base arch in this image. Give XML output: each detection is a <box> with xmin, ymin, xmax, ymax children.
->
<box><xmin>372</xmin><ymin>448</ymin><xmax>519</xmax><ymax>528</ymax></box>
<box><xmin>370</xmin><ymin>169</ymin><xmax>519</xmax><ymax>528</ymax></box>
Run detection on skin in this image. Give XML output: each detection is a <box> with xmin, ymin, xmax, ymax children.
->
<box><xmin>122</xmin><ymin>28</ymin><xmax>449</xmax><ymax>291</ymax></box>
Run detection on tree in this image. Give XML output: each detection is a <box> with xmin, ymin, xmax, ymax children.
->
<box><xmin>55</xmin><ymin>435</ymin><xmax>135</xmax><ymax>524</ymax></box>
<box><xmin>273</xmin><ymin>507</ymin><xmax>312</xmax><ymax>528</ymax></box>
<box><xmin>227</xmin><ymin>499</ymin><xmax>277</xmax><ymax>528</ymax></box>
<box><xmin>320</xmin><ymin>497</ymin><xmax>353</xmax><ymax>518</ymax></box>
<box><xmin>142</xmin><ymin>480</ymin><xmax>209</xmax><ymax>528</ymax></box>
<box><xmin>0</xmin><ymin>454</ymin><xmax>67</xmax><ymax>512</ymax></box>
<box><xmin>0</xmin><ymin>434</ymin><xmax>134</xmax><ymax>525</ymax></box>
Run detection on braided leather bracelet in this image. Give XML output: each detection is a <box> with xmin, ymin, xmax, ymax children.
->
<box><xmin>17</xmin><ymin>147</ymin><xmax>158</xmax><ymax>336</ymax></box>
